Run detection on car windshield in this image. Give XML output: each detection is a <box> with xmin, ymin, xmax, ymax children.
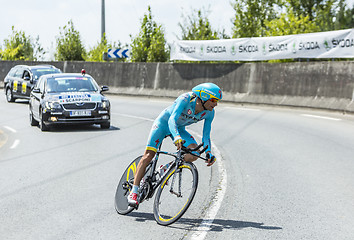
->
<box><xmin>32</xmin><ymin>68</ymin><xmax>61</xmax><ymax>80</ymax></box>
<box><xmin>46</xmin><ymin>77</ymin><xmax>98</xmax><ymax>93</ymax></box>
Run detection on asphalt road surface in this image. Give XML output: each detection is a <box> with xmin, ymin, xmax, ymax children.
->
<box><xmin>1</xmin><ymin>94</ymin><xmax>354</xmax><ymax>240</ymax></box>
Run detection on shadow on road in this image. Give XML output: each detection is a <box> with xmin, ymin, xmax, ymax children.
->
<box><xmin>127</xmin><ymin>211</ymin><xmax>282</xmax><ymax>231</ymax></box>
<box><xmin>47</xmin><ymin>124</ymin><xmax>120</xmax><ymax>132</ymax></box>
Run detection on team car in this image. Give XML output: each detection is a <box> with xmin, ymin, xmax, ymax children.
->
<box><xmin>4</xmin><ymin>64</ymin><xmax>62</xmax><ymax>102</ymax></box>
<box><xmin>29</xmin><ymin>71</ymin><xmax>111</xmax><ymax>131</ymax></box>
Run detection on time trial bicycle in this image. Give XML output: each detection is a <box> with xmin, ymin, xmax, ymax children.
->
<box><xmin>114</xmin><ymin>139</ymin><xmax>209</xmax><ymax>226</ymax></box>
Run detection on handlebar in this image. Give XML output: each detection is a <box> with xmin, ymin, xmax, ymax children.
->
<box><xmin>180</xmin><ymin>143</ymin><xmax>209</xmax><ymax>161</ymax></box>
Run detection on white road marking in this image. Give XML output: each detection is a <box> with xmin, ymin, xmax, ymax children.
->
<box><xmin>116</xmin><ymin>113</ymin><xmax>227</xmax><ymax>240</ymax></box>
<box><xmin>0</xmin><ymin>129</ymin><xmax>8</xmax><ymax>148</ymax></box>
<box><xmin>301</xmin><ymin>114</ymin><xmax>341</xmax><ymax>121</ymax></box>
<box><xmin>189</xmin><ymin>131</ymin><xmax>227</xmax><ymax>240</ymax></box>
<box><xmin>148</xmin><ymin>99</ymin><xmax>173</xmax><ymax>103</ymax></box>
<box><xmin>224</xmin><ymin>106</ymin><xmax>260</xmax><ymax>111</ymax></box>
<box><xmin>4</xmin><ymin>126</ymin><xmax>17</xmax><ymax>133</ymax></box>
<box><xmin>10</xmin><ymin>139</ymin><xmax>20</xmax><ymax>149</ymax></box>
<box><xmin>112</xmin><ymin>113</ymin><xmax>154</xmax><ymax>122</ymax></box>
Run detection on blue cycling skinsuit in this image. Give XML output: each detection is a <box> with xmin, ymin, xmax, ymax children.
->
<box><xmin>146</xmin><ymin>92</ymin><xmax>214</xmax><ymax>153</ymax></box>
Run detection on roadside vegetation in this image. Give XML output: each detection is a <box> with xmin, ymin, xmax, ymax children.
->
<box><xmin>0</xmin><ymin>0</ymin><xmax>353</xmax><ymax>62</ymax></box>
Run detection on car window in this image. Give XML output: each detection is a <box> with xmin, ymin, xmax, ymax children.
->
<box><xmin>32</xmin><ymin>68</ymin><xmax>61</xmax><ymax>80</ymax></box>
<box><xmin>46</xmin><ymin>77</ymin><xmax>98</xmax><ymax>93</ymax></box>
<box><xmin>38</xmin><ymin>78</ymin><xmax>45</xmax><ymax>92</ymax></box>
<box><xmin>34</xmin><ymin>77</ymin><xmax>41</xmax><ymax>88</ymax></box>
<box><xmin>23</xmin><ymin>70</ymin><xmax>31</xmax><ymax>79</ymax></box>
<box><xmin>46</xmin><ymin>78</ymin><xmax>59</xmax><ymax>93</ymax></box>
<box><xmin>14</xmin><ymin>68</ymin><xmax>24</xmax><ymax>78</ymax></box>
<box><xmin>8</xmin><ymin>68</ymin><xmax>17</xmax><ymax>77</ymax></box>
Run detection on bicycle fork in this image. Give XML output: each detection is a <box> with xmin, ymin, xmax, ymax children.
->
<box><xmin>169</xmin><ymin>164</ymin><xmax>183</xmax><ymax>197</ymax></box>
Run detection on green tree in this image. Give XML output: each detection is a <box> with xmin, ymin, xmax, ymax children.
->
<box><xmin>55</xmin><ymin>20</ymin><xmax>86</xmax><ymax>61</ymax></box>
<box><xmin>0</xmin><ymin>26</ymin><xmax>44</xmax><ymax>60</ymax></box>
<box><xmin>335</xmin><ymin>0</ymin><xmax>354</xmax><ymax>29</ymax></box>
<box><xmin>85</xmin><ymin>36</ymin><xmax>108</xmax><ymax>62</ymax></box>
<box><xmin>33</xmin><ymin>36</ymin><xmax>46</xmax><ymax>60</ymax></box>
<box><xmin>232</xmin><ymin>0</ymin><xmax>280</xmax><ymax>38</ymax></box>
<box><xmin>130</xmin><ymin>6</ymin><xmax>169</xmax><ymax>62</ymax></box>
<box><xmin>178</xmin><ymin>8</ymin><xmax>219</xmax><ymax>40</ymax></box>
<box><xmin>86</xmin><ymin>35</ymin><xmax>127</xmax><ymax>62</ymax></box>
<box><xmin>264</xmin><ymin>8</ymin><xmax>320</xmax><ymax>36</ymax></box>
<box><xmin>315</xmin><ymin>0</ymin><xmax>338</xmax><ymax>31</ymax></box>
<box><xmin>147</xmin><ymin>25</ymin><xmax>169</xmax><ymax>62</ymax></box>
<box><xmin>232</xmin><ymin>0</ymin><xmax>350</xmax><ymax>37</ymax></box>
<box><xmin>345</xmin><ymin>4</ymin><xmax>354</xmax><ymax>28</ymax></box>
<box><xmin>285</xmin><ymin>0</ymin><xmax>338</xmax><ymax>31</ymax></box>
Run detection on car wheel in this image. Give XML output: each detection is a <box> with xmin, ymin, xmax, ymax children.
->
<box><xmin>6</xmin><ymin>88</ymin><xmax>15</xmax><ymax>102</ymax></box>
<box><xmin>39</xmin><ymin>109</ymin><xmax>49</xmax><ymax>131</ymax></box>
<box><xmin>29</xmin><ymin>109</ymin><xmax>39</xmax><ymax>126</ymax></box>
<box><xmin>100</xmin><ymin>122</ymin><xmax>110</xmax><ymax>129</ymax></box>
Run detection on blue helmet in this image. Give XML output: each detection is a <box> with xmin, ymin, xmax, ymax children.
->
<box><xmin>192</xmin><ymin>83</ymin><xmax>222</xmax><ymax>102</ymax></box>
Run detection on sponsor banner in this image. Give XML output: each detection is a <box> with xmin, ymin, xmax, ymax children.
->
<box><xmin>48</xmin><ymin>93</ymin><xmax>102</xmax><ymax>103</ymax></box>
<box><xmin>57</xmin><ymin>92</ymin><xmax>92</xmax><ymax>103</ymax></box>
<box><xmin>170</xmin><ymin>28</ymin><xmax>354</xmax><ymax>61</ymax></box>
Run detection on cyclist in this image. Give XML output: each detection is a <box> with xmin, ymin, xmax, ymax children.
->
<box><xmin>127</xmin><ymin>82</ymin><xmax>222</xmax><ymax>207</ymax></box>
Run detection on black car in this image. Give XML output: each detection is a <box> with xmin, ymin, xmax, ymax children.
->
<box><xmin>29</xmin><ymin>72</ymin><xmax>111</xmax><ymax>131</ymax></box>
<box><xmin>4</xmin><ymin>64</ymin><xmax>62</xmax><ymax>102</ymax></box>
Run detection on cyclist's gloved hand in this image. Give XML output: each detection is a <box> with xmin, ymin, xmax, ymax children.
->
<box><xmin>206</xmin><ymin>152</ymin><xmax>216</xmax><ymax>166</ymax></box>
<box><xmin>174</xmin><ymin>138</ymin><xmax>184</xmax><ymax>150</ymax></box>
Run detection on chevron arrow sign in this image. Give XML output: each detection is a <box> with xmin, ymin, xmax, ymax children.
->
<box><xmin>107</xmin><ymin>48</ymin><xmax>130</xmax><ymax>58</ymax></box>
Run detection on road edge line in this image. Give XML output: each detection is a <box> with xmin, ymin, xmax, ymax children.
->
<box><xmin>188</xmin><ymin>131</ymin><xmax>227</xmax><ymax>240</ymax></box>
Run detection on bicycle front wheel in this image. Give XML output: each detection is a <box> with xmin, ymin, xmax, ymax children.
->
<box><xmin>115</xmin><ymin>156</ymin><xmax>142</xmax><ymax>215</ymax></box>
<box><xmin>153</xmin><ymin>161</ymin><xmax>198</xmax><ymax>225</ymax></box>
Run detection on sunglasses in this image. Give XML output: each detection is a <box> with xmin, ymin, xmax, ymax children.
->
<box><xmin>210</xmin><ymin>98</ymin><xmax>219</xmax><ymax>103</ymax></box>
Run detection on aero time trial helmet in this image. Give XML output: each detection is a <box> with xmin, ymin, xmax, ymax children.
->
<box><xmin>192</xmin><ymin>83</ymin><xmax>223</xmax><ymax>102</ymax></box>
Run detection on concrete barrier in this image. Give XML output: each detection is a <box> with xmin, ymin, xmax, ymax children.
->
<box><xmin>1</xmin><ymin>60</ymin><xmax>353</xmax><ymax>112</ymax></box>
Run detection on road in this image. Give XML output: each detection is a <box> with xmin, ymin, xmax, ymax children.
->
<box><xmin>1</xmin><ymin>94</ymin><xmax>354</xmax><ymax>240</ymax></box>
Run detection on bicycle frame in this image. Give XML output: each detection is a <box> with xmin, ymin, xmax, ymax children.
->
<box><xmin>139</xmin><ymin>149</ymin><xmax>179</xmax><ymax>201</ymax></box>
<box><xmin>138</xmin><ymin>142</ymin><xmax>208</xmax><ymax>204</ymax></box>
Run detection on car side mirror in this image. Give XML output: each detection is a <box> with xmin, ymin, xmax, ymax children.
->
<box><xmin>101</xmin><ymin>86</ymin><xmax>109</xmax><ymax>92</ymax></box>
<box><xmin>24</xmin><ymin>76</ymin><xmax>30</xmax><ymax>81</ymax></box>
<box><xmin>32</xmin><ymin>88</ymin><xmax>41</xmax><ymax>93</ymax></box>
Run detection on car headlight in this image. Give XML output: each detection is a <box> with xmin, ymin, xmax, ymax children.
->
<box><xmin>99</xmin><ymin>100</ymin><xmax>110</xmax><ymax>109</ymax></box>
<box><xmin>45</xmin><ymin>101</ymin><xmax>61</xmax><ymax>110</ymax></box>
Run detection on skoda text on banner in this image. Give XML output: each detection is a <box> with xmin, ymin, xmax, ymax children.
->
<box><xmin>170</xmin><ymin>29</ymin><xmax>354</xmax><ymax>61</ymax></box>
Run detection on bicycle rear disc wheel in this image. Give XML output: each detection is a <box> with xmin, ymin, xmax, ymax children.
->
<box><xmin>153</xmin><ymin>161</ymin><xmax>198</xmax><ymax>225</ymax></box>
<box><xmin>115</xmin><ymin>156</ymin><xmax>142</xmax><ymax>215</ymax></box>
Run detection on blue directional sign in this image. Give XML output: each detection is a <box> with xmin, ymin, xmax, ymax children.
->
<box><xmin>107</xmin><ymin>48</ymin><xmax>129</xmax><ymax>58</ymax></box>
